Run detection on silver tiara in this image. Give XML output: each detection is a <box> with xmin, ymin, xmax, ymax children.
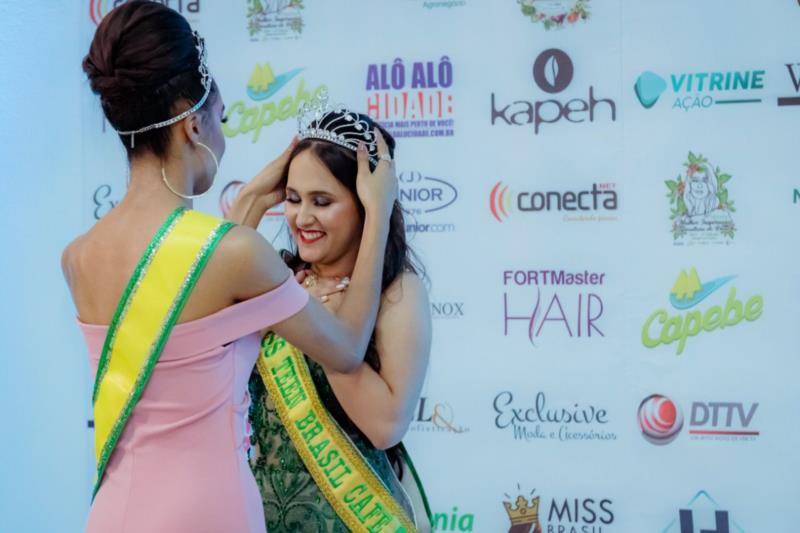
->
<box><xmin>116</xmin><ymin>30</ymin><xmax>212</xmax><ymax>149</ymax></box>
<box><xmin>297</xmin><ymin>89</ymin><xmax>380</xmax><ymax>166</ymax></box>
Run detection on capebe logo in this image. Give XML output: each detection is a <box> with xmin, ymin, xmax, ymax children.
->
<box><xmin>223</xmin><ymin>62</ymin><xmax>326</xmax><ymax>143</ymax></box>
<box><xmin>641</xmin><ymin>268</ymin><xmax>763</xmax><ymax>355</ymax></box>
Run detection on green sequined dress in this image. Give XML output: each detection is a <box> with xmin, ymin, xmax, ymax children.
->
<box><xmin>249</xmin><ymin>356</ymin><xmax>418</xmax><ymax>532</ymax></box>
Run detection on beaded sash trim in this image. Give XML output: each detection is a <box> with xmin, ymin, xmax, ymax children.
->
<box><xmin>91</xmin><ymin>207</ymin><xmax>233</xmax><ymax>499</ymax></box>
<box><xmin>256</xmin><ymin>332</ymin><xmax>418</xmax><ymax>533</ymax></box>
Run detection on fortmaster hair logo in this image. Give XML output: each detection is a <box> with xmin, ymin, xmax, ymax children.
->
<box><xmin>247</xmin><ymin>0</ymin><xmax>304</xmax><ymax>41</ymax></box>
<box><xmin>517</xmin><ymin>0</ymin><xmax>590</xmax><ymax>30</ymax></box>
<box><xmin>223</xmin><ymin>62</ymin><xmax>326</xmax><ymax>143</ymax></box>
<box><xmin>641</xmin><ymin>269</ymin><xmax>763</xmax><ymax>355</ymax></box>
<box><xmin>667</xmin><ymin>152</ymin><xmax>735</xmax><ymax>245</ymax></box>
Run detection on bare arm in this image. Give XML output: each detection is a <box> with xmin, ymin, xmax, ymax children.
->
<box><xmin>323</xmin><ymin>273</ymin><xmax>432</xmax><ymax>449</ymax></box>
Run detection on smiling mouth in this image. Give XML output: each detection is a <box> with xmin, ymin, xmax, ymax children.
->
<box><xmin>297</xmin><ymin>229</ymin><xmax>325</xmax><ymax>244</ymax></box>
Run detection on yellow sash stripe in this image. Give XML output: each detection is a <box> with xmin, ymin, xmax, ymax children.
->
<box><xmin>258</xmin><ymin>333</ymin><xmax>417</xmax><ymax>533</ymax></box>
<box><xmin>93</xmin><ymin>210</ymin><xmax>227</xmax><ymax>483</ymax></box>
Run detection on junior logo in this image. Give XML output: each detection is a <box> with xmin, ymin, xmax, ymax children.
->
<box><xmin>667</xmin><ymin>152</ymin><xmax>735</xmax><ymax>244</ymax></box>
<box><xmin>641</xmin><ymin>269</ymin><xmax>763</xmax><ymax>355</ymax></box>
<box><xmin>223</xmin><ymin>63</ymin><xmax>326</xmax><ymax>143</ymax></box>
<box><xmin>635</xmin><ymin>67</ymin><xmax>765</xmax><ymax>111</ymax></box>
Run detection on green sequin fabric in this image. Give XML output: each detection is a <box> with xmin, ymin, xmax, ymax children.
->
<box><xmin>249</xmin><ymin>356</ymin><xmax>415</xmax><ymax>532</ymax></box>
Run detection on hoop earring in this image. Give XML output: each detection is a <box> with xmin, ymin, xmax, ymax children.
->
<box><xmin>161</xmin><ymin>141</ymin><xmax>219</xmax><ymax>200</ymax></box>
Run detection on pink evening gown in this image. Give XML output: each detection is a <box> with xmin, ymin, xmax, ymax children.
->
<box><xmin>78</xmin><ymin>276</ymin><xmax>308</xmax><ymax>533</ymax></box>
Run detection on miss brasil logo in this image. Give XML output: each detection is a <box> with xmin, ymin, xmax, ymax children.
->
<box><xmin>641</xmin><ymin>268</ymin><xmax>763</xmax><ymax>355</ymax></box>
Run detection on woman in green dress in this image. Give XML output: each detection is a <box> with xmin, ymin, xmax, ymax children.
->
<box><xmin>234</xmin><ymin>99</ymin><xmax>433</xmax><ymax>532</ymax></box>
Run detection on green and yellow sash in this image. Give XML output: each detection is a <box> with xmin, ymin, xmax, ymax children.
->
<box><xmin>257</xmin><ymin>332</ymin><xmax>426</xmax><ymax>533</ymax></box>
<box><xmin>91</xmin><ymin>207</ymin><xmax>233</xmax><ymax>499</ymax></box>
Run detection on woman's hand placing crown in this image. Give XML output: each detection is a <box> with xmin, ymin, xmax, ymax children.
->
<box><xmin>355</xmin><ymin>128</ymin><xmax>398</xmax><ymax>221</ymax></box>
<box><xmin>228</xmin><ymin>137</ymin><xmax>297</xmax><ymax>228</ymax></box>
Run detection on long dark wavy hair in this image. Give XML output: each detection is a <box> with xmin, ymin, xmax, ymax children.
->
<box><xmin>279</xmin><ymin>115</ymin><xmax>424</xmax><ymax>372</ymax></box>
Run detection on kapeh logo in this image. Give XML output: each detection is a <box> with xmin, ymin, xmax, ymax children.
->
<box><xmin>399</xmin><ymin>170</ymin><xmax>457</xmax><ymax>234</ymax></box>
<box><xmin>494</xmin><ymin>391</ymin><xmax>617</xmax><ymax>443</ymax></box>
<box><xmin>662</xmin><ymin>491</ymin><xmax>745</xmax><ymax>533</ymax></box>
<box><xmin>492</xmin><ymin>48</ymin><xmax>616</xmax><ymax>133</ymax></box>
<box><xmin>90</xmin><ymin>0</ymin><xmax>200</xmax><ymax>25</ymax></box>
<box><xmin>490</xmin><ymin>181</ymin><xmax>618</xmax><ymax>223</ymax></box>
<box><xmin>247</xmin><ymin>0</ymin><xmax>304</xmax><ymax>41</ymax></box>
<box><xmin>432</xmin><ymin>506</ymin><xmax>474</xmax><ymax>532</ymax></box>
<box><xmin>503</xmin><ymin>485</ymin><xmax>614</xmax><ymax>533</ymax></box>
<box><xmin>777</xmin><ymin>62</ymin><xmax>800</xmax><ymax>107</ymax></box>
<box><xmin>634</xmin><ymin>67</ymin><xmax>765</xmax><ymax>111</ymax></box>
<box><xmin>502</xmin><ymin>270</ymin><xmax>606</xmax><ymax>347</ymax></box>
<box><xmin>639</xmin><ymin>394</ymin><xmax>760</xmax><ymax>445</ymax></box>
<box><xmin>641</xmin><ymin>269</ymin><xmax>763</xmax><ymax>355</ymax></box>
<box><xmin>366</xmin><ymin>57</ymin><xmax>454</xmax><ymax>139</ymax></box>
<box><xmin>410</xmin><ymin>397</ymin><xmax>469</xmax><ymax>434</ymax></box>
<box><xmin>223</xmin><ymin>63</ymin><xmax>326</xmax><ymax>143</ymax></box>
<box><xmin>667</xmin><ymin>152</ymin><xmax>735</xmax><ymax>244</ymax></box>
<box><xmin>516</xmin><ymin>0</ymin><xmax>590</xmax><ymax>30</ymax></box>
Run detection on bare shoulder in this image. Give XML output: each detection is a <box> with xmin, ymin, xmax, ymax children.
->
<box><xmin>60</xmin><ymin>233</ymin><xmax>89</xmax><ymax>286</ymax></box>
<box><xmin>211</xmin><ymin>224</ymin><xmax>290</xmax><ymax>299</ymax></box>
<box><xmin>379</xmin><ymin>271</ymin><xmax>429</xmax><ymax>314</ymax></box>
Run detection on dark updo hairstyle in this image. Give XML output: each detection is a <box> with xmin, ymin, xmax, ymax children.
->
<box><xmin>280</xmin><ymin>113</ymin><xmax>424</xmax><ymax>372</ymax></box>
<box><xmin>82</xmin><ymin>0</ymin><xmax>216</xmax><ymax>159</ymax></box>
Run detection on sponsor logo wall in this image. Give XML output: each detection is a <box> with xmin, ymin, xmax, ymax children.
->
<box><xmin>72</xmin><ymin>1</ymin><xmax>799</xmax><ymax>531</ymax></box>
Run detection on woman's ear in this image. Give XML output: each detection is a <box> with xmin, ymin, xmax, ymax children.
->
<box><xmin>182</xmin><ymin>113</ymin><xmax>202</xmax><ymax>144</ymax></box>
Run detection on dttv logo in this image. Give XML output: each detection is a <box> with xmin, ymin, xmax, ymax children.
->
<box><xmin>638</xmin><ymin>394</ymin><xmax>683</xmax><ymax>445</ymax></box>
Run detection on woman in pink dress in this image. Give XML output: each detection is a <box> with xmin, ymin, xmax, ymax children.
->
<box><xmin>62</xmin><ymin>2</ymin><xmax>397</xmax><ymax>532</ymax></box>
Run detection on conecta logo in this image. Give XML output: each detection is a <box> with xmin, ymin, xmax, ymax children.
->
<box><xmin>490</xmin><ymin>181</ymin><xmax>617</xmax><ymax>222</ymax></box>
<box><xmin>641</xmin><ymin>269</ymin><xmax>763</xmax><ymax>355</ymax></box>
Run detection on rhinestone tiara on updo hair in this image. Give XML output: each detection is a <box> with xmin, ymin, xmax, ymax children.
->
<box><xmin>296</xmin><ymin>89</ymin><xmax>380</xmax><ymax>166</ymax></box>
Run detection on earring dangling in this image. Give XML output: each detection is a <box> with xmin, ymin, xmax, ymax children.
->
<box><xmin>161</xmin><ymin>141</ymin><xmax>219</xmax><ymax>200</ymax></box>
